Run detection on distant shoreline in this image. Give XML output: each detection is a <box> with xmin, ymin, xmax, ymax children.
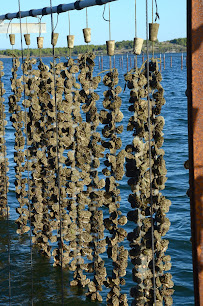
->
<box><xmin>0</xmin><ymin>51</ymin><xmax>187</xmax><ymax>59</ymax></box>
<box><xmin>0</xmin><ymin>38</ymin><xmax>186</xmax><ymax>58</ymax></box>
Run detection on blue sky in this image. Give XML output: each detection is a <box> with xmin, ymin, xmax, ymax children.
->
<box><xmin>0</xmin><ymin>0</ymin><xmax>186</xmax><ymax>49</ymax></box>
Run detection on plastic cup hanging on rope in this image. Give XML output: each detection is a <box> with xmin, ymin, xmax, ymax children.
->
<box><xmin>83</xmin><ymin>8</ymin><xmax>91</xmax><ymax>44</ymax></box>
<box><xmin>51</xmin><ymin>14</ymin><xmax>59</xmax><ymax>46</ymax></box>
<box><xmin>67</xmin><ymin>12</ymin><xmax>75</xmax><ymax>56</ymax></box>
<box><xmin>37</xmin><ymin>17</ymin><xmax>44</xmax><ymax>49</ymax></box>
<box><xmin>133</xmin><ymin>0</ymin><xmax>144</xmax><ymax>56</ymax></box>
<box><xmin>149</xmin><ymin>0</ymin><xmax>160</xmax><ymax>48</ymax></box>
<box><xmin>9</xmin><ymin>34</ymin><xmax>15</xmax><ymax>46</ymax></box>
<box><xmin>24</xmin><ymin>18</ymin><xmax>30</xmax><ymax>46</ymax></box>
<box><xmin>103</xmin><ymin>3</ymin><xmax>115</xmax><ymax>69</ymax></box>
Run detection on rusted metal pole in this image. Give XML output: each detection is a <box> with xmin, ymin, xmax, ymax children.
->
<box><xmin>187</xmin><ymin>0</ymin><xmax>203</xmax><ymax>305</ymax></box>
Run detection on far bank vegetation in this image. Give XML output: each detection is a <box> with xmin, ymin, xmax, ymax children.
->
<box><xmin>0</xmin><ymin>38</ymin><xmax>186</xmax><ymax>57</ymax></box>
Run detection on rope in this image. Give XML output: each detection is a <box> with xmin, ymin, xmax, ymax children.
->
<box><xmin>18</xmin><ymin>1</ymin><xmax>34</xmax><ymax>305</ymax></box>
<box><xmin>68</xmin><ymin>12</ymin><xmax>71</xmax><ymax>57</ymax></box>
<box><xmin>155</xmin><ymin>0</ymin><xmax>159</xmax><ymax>21</ymax></box>
<box><xmin>0</xmin><ymin>61</ymin><xmax>11</xmax><ymax>306</ymax></box>
<box><xmin>135</xmin><ymin>0</ymin><xmax>137</xmax><ymax>38</ymax></box>
<box><xmin>50</xmin><ymin>1</ymin><xmax>64</xmax><ymax>304</ymax></box>
<box><xmin>152</xmin><ymin>0</ymin><xmax>154</xmax><ymax>57</ymax></box>
<box><xmin>53</xmin><ymin>13</ymin><xmax>59</xmax><ymax>32</ymax></box>
<box><xmin>26</xmin><ymin>17</ymin><xmax>28</xmax><ymax>34</ymax></box>
<box><xmin>86</xmin><ymin>7</ymin><xmax>88</xmax><ymax>28</ymax></box>
<box><xmin>102</xmin><ymin>3</ymin><xmax>111</xmax><ymax>40</ymax></box>
<box><xmin>146</xmin><ymin>0</ymin><xmax>156</xmax><ymax>304</ymax></box>
<box><xmin>6</xmin><ymin>20</ymin><xmax>12</xmax><ymax>38</ymax></box>
<box><xmin>68</xmin><ymin>12</ymin><xmax>71</xmax><ymax>35</ymax></box>
<box><xmin>152</xmin><ymin>0</ymin><xmax>153</xmax><ymax>23</ymax></box>
<box><xmin>38</xmin><ymin>16</ymin><xmax>43</xmax><ymax>60</ymax></box>
<box><xmin>109</xmin><ymin>3</ymin><xmax>111</xmax><ymax>41</ymax></box>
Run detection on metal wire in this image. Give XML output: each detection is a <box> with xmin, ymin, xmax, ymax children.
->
<box><xmin>18</xmin><ymin>1</ymin><xmax>34</xmax><ymax>305</ymax></box>
<box><xmin>50</xmin><ymin>1</ymin><xmax>64</xmax><ymax>304</ymax></box>
<box><xmin>109</xmin><ymin>3</ymin><xmax>111</xmax><ymax>41</ymax></box>
<box><xmin>152</xmin><ymin>0</ymin><xmax>153</xmax><ymax>23</ymax></box>
<box><xmin>86</xmin><ymin>7</ymin><xmax>88</xmax><ymax>28</ymax></box>
<box><xmin>68</xmin><ymin>12</ymin><xmax>71</xmax><ymax>35</ymax></box>
<box><xmin>0</xmin><ymin>59</ymin><xmax>11</xmax><ymax>306</ymax></box>
<box><xmin>102</xmin><ymin>2</ymin><xmax>111</xmax><ymax>40</ymax></box>
<box><xmin>154</xmin><ymin>0</ymin><xmax>159</xmax><ymax>21</ymax></box>
<box><xmin>135</xmin><ymin>0</ymin><xmax>137</xmax><ymax>37</ymax></box>
<box><xmin>146</xmin><ymin>0</ymin><xmax>156</xmax><ymax>304</ymax></box>
<box><xmin>152</xmin><ymin>0</ymin><xmax>154</xmax><ymax>57</ymax></box>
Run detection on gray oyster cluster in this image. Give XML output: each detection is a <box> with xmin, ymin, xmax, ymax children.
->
<box><xmin>124</xmin><ymin>59</ymin><xmax>173</xmax><ymax>305</ymax></box>
<box><xmin>0</xmin><ymin>61</ymin><xmax>9</xmax><ymax>218</ymax></box>
<box><xmin>27</xmin><ymin>58</ymin><xmax>57</xmax><ymax>257</ymax></box>
<box><xmin>100</xmin><ymin>69</ymin><xmax>128</xmax><ymax>306</ymax></box>
<box><xmin>9</xmin><ymin>57</ymin><xmax>29</xmax><ymax>234</ymax></box>
<box><xmin>6</xmin><ymin>51</ymin><xmax>173</xmax><ymax>305</ymax></box>
<box><xmin>78</xmin><ymin>52</ymin><xmax>107</xmax><ymax>301</ymax></box>
<box><xmin>58</xmin><ymin>57</ymin><xmax>91</xmax><ymax>287</ymax></box>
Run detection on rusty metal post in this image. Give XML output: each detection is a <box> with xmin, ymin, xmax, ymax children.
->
<box><xmin>187</xmin><ymin>0</ymin><xmax>203</xmax><ymax>305</ymax></box>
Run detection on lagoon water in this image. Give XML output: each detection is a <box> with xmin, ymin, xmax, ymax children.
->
<box><xmin>0</xmin><ymin>53</ymin><xmax>194</xmax><ymax>305</ymax></box>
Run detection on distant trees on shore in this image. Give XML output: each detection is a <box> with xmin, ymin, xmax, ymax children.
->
<box><xmin>0</xmin><ymin>38</ymin><xmax>186</xmax><ymax>57</ymax></box>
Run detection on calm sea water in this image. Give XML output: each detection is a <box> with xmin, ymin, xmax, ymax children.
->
<box><xmin>0</xmin><ymin>53</ymin><xmax>194</xmax><ymax>305</ymax></box>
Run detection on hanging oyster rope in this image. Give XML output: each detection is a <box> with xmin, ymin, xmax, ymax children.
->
<box><xmin>78</xmin><ymin>52</ymin><xmax>107</xmax><ymax>302</ymax></box>
<box><xmin>52</xmin><ymin>58</ymin><xmax>79</xmax><ymax>268</ymax></box>
<box><xmin>56</xmin><ymin>57</ymin><xmax>92</xmax><ymax>286</ymax></box>
<box><xmin>8</xmin><ymin>57</ymin><xmax>30</xmax><ymax>234</ymax></box>
<box><xmin>0</xmin><ymin>61</ymin><xmax>9</xmax><ymax>218</ymax></box>
<box><xmin>124</xmin><ymin>59</ymin><xmax>173</xmax><ymax>305</ymax></box>
<box><xmin>100</xmin><ymin>68</ymin><xmax>128</xmax><ymax>306</ymax></box>
<box><xmin>5</xmin><ymin>39</ymin><xmax>174</xmax><ymax>306</ymax></box>
<box><xmin>28</xmin><ymin>58</ymin><xmax>56</xmax><ymax>257</ymax></box>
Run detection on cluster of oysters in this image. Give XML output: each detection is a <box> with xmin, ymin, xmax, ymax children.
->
<box><xmin>0</xmin><ymin>61</ymin><xmax>9</xmax><ymax>218</ymax></box>
<box><xmin>124</xmin><ymin>59</ymin><xmax>174</xmax><ymax>306</ymax></box>
<box><xmin>5</xmin><ymin>51</ymin><xmax>173</xmax><ymax>305</ymax></box>
<box><xmin>100</xmin><ymin>69</ymin><xmax>128</xmax><ymax>306</ymax></box>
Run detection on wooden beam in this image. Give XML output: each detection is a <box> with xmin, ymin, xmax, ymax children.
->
<box><xmin>187</xmin><ymin>0</ymin><xmax>203</xmax><ymax>305</ymax></box>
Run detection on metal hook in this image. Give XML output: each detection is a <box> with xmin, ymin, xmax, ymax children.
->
<box><xmin>6</xmin><ymin>20</ymin><xmax>13</xmax><ymax>38</ymax></box>
<box><xmin>102</xmin><ymin>4</ymin><xmax>109</xmax><ymax>22</ymax></box>
<box><xmin>38</xmin><ymin>16</ymin><xmax>43</xmax><ymax>37</ymax></box>
<box><xmin>53</xmin><ymin>13</ymin><xmax>59</xmax><ymax>32</ymax></box>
